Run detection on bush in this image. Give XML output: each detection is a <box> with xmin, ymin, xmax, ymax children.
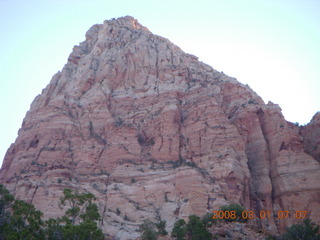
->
<box><xmin>47</xmin><ymin>188</ymin><xmax>104</xmax><ymax>240</ymax></box>
<box><xmin>186</xmin><ymin>215</ymin><xmax>211</xmax><ymax>240</ymax></box>
<box><xmin>280</xmin><ymin>219</ymin><xmax>320</xmax><ymax>240</ymax></box>
<box><xmin>220</xmin><ymin>203</ymin><xmax>247</xmax><ymax>222</ymax></box>
<box><xmin>202</xmin><ymin>212</ymin><xmax>217</xmax><ymax>227</ymax></box>
<box><xmin>265</xmin><ymin>235</ymin><xmax>277</xmax><ymax>240</ymax></box>
<box><xmin>140</xmin><ymin>219</ymin><xmax>168</xmax><ymax>239</ymax></box>
<box><xmin>140</xmin><ymin>220</ymin><xmax>158</xmax><ymax>240</ymax></box>
<box><xmin>0</xmin><ymin>185</ymin><xmax>104</xmax><ymax>240</ymax></box>
<box><xmin>5</xmin><ymin>200</ymin><xmax>45</xmax><ymax>240</ymax></box>
<box><xmin>0</xmin><ymin>184</ymin><xmax>14</xmax><ymax>236</ymax></box>
<box><xmin>172</xmin><ymin>219</ymin><xmax>187</xmax><ymax>240</ymax></box>
<box><xmin>116</xmin><ymin>207</ymin><xmax>121</xmax><ymax>215</ymax></box>
<box><xmin>248</xmin><ymin>98</ymin><xmax>257</xmax><ymax>104</ymax></box>
<box><xmin>156</xmin><ymin>220</ymin><xmax>167</xmax><ymax>236</ymax></box>
<box><xmin>172</xmin><ymin>215</ymin><xmax>212</xmax><ymax>240</ymax></box>
<box><xmin>0</xmin><ymin>185</ymin><xmax>45</xmax><ymax>240</ymax></box>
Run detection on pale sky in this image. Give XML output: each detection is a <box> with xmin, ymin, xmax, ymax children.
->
<box><xmin>0</xmin><ymin>0</ymin><xmax>319</xmax><ymax>168</ymax></box>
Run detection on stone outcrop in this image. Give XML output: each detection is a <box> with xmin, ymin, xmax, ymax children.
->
<box><xmin>0</xmin><ymin>16</ymin><xmax>319</xmax><ymax>239</ymax></box>
<box><xmin>301</xmin><ymin>112</ymin><xmax>320</xmax><ymax>163</ymax></box>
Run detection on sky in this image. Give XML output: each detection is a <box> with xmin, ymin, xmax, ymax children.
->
<box><xmin>0</xmin><ymin>0</ymin><xmax>319</xmax><ymax>168</ymax></box>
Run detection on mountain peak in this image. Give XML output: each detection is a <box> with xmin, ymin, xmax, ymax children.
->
<box><xmin>105</xmin><ymin>16</ymin><xmax>150</xmax><ymax>32</ymax></box>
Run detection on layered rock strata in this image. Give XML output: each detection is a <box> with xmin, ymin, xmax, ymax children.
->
<box><xmin>1</xmin><ymin>16</ymin><xmax>319</xmax><ymax>239</ymax></box>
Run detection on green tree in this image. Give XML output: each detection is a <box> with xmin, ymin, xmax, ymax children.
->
<box><xmin>0</xmin><ymin>184</ymin><xmax>14</xmax><ymax>240</ymax></box>
<box><xmin>140</xmin><ymin>219</ymin><xmax>158</xmax><ymax>240</ymax></box>
<box><xmin>45</xmin><ymin>188</ymin><xmax>104</xmax><ymax>240</ymax></box>
<box><xmin>186</xmin><ymin>215</ymin><xmax>211</xmax><ymax>240</ymax></box>
<box><xmin>45</xmin><ymin>218</ymin><xmax>64</xmax><ymax>240</ymax></box>
<box><xmin>280</xmin><ymin>219</ymin><xmax>320</xmax><ymax>240</ymax></box>
<box><xmin>202</xmin><ymin>212</ymin><xmax>216</xmax><ymax>227</ymax></box>
<box><xmin>156</xmin><ymin>220</ymin><xmax>167</xmax><ymax>235</ymax></box>
<box><xmin>0</xmin><ymin>185</ymin><xmax>104</xmax><ymax>240</ymax></box>
<box><xmin>61</xmin><ymin>221</ymin><xmax>104</xmax><ymax>240</ymax></box>
<box><xmin>5</xmin><ymin>199</ymin><xmax>45</xmax><ymax>240</ymax></box>
<box><xmin>59</xmin><ymin>189</ymin><xmax>98</xmax><ymax>224</ymax></box>
<box><xmin>171</xmin><ymin>219</ymin><xmax>187</xmax><ymax>240</ymax></box>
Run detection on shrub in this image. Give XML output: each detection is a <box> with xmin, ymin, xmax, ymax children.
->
<box><xmin>265</xmin><ymin>235</ymin><xmax>277</xmax><ymax>240</ymax></box>
<box><xmin>140</xmin><ymin>220</ymin><xmax>158</xmax><ymax>240</ymax></box>
<box><xmin>156</xmin><ymin>220</ymin><xmax>167</xmax><ymax>236</ymax></box>
<box><xmin>172</xmin><ymin>219</ymin><xmax>187</xmax><ymax>240</ymax></box>
<box><xmin>248</xmin><ymin>98</ymin><xmax>257</xmax><ymax>104</ymax></box>
<box><xmin>137</xmin><ymin>134</ymin><xmax>146</xmax><ymax>145</ymax></box>
<box><xmin>186</xmin><ymin>215</ymin><xmax>211</xmax><ymax>240</ymax></box>
<box><xmin>5</xmin><ymin>200</ymin><xmax>45</xmax><ymax>240</ymax></box>
<box><xmin>280</xmin><ymin>219</ymin><xmax>320</xmax><ymax>240</ymax></box>
<box><xmin>1</xmin><ymin>185</ymin><xmax>45</xmax><ymax>240</ymax></box>
<box><xmin>116</xmin><ymin>207</ymin><xmax>121</xmax><ymax>215</ymax></box>
<box><xmin>0</xmin><ymin>186</ymin><xmax>13</xmax><ymax>238</ymax></box>
<box><xmin>53</xmin><ymin>188</ymin><xmax>104</xmax><ymax>240</ymax></box>
<box><xmin>0</xmin><ymin>185</ymin><xmax>104</xmax><ymax>240</ymax></box>
<box><xmin>115</xmin><ymin>117</ymin><xmax>123</xmax><ymax>127</ymax></box>
<box><xmin>202</xmin><ymin>212</ymin><xmax>217</xmax><ymax>227</ymax></box>
<box><xmin>172</xmin><ymin>215</ymin><xmax>211</xmax><ymax>240</ymax></box>
<box><xmin>220</xmin><ymin>203</ymin><xmax>247</xmax><ymax>222</ymax></box>
<box><xmin>140</xmin><ymin>219</ymin><xmax>168</xmax><ymax>239</ymax></box>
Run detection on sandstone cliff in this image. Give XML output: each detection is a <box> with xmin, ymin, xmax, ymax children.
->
<box><xmin>1</xmin><ymin>16</ymin><xmax>319</xmax><ymax>239</ymax></box>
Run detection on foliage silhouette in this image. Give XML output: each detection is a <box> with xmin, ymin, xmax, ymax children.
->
<box><xmin>140</xmin><ymin>219</ymin><xmax>158</xmax><ymax>240</ymax></box>
<box><xmin>280</xmin><ymin>219</ymin><xmax>320</xmax><ymax>240</ymax></box>
<box><xmin>0</xmin><ymin>185</ymin><xmax>104</xmax><ymax>240</ymax></box>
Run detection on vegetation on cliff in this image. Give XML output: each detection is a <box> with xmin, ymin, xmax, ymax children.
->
<box><xmin>2</xmin><ymin>184</ymin><xmax>320</xmax><ymax>240</ymax></box>
<box><xmin>267</xmin><ymin>219</ymin><xmax>320</xmax><ymax>240</ymax></box>
<box><xmin>0</xmin><ymin>184</ymin><xmax>103</xmax><ymax>240</ymax></box>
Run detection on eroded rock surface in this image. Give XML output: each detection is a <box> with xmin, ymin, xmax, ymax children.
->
<box><xmin>1</xmin><ymin>16</ymin><xmax>319</xmax><ymax>239</ymax></box>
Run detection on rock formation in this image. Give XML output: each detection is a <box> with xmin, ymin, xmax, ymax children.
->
<box><xmin>1</xmin><ymin>16</ymin><xmax>319</xmax><ymax>239</ymax></box>
<box><xmin>301</xmin><ymin>112</ymin><xmax>320</xmax><ymax>163</ymax></box>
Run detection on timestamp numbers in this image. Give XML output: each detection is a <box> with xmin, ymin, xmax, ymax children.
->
<box><xmin>212</xmin><ymin>210</ymin><xmax>308</xmax><ymax>220</ymax></box>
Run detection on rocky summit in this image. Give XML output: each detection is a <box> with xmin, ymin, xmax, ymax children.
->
<box><xmin>1</xmin><ymin>16</ymin><xmax>319</xmax><ymax>239</ymax></box>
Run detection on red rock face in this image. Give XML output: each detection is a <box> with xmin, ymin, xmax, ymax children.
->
<box><xmin>1</xmin><ymin>16</ymin><xmax>319</xmax><ymax>239</ymax></box>
<box><xmin>301</xmin><ymin>112</ymin><xmax>320</xmax><ymax>162</ymax></box>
